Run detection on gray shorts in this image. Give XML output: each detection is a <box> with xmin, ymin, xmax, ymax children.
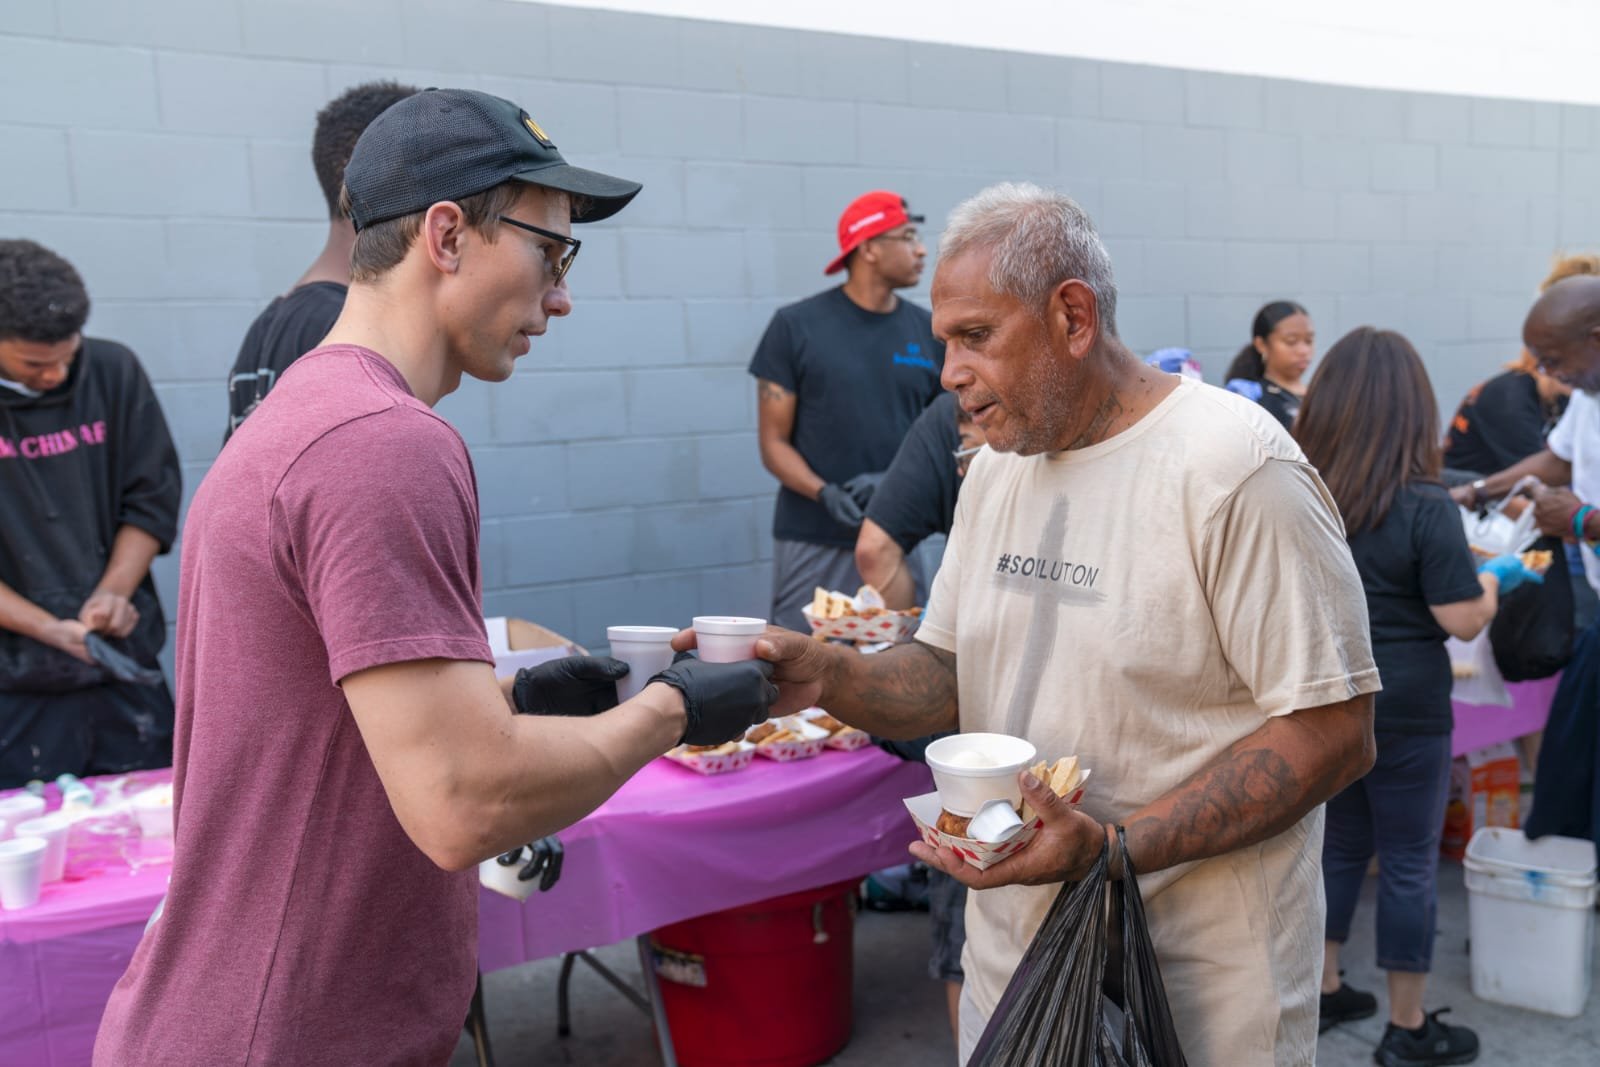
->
<box><xmin>770</xmin><ymin>539</ymin><xmax>862</xmax><ymax>632</ymax></box>
<box><xmin>927</xmin><ymin>868</ymin><xmax>967</xmax><ymax>982</ymax></box>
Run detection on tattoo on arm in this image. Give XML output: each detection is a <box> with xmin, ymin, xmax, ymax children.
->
<box><xmin>758</xmin><ymin>380</ymin><xmax>793</xmax><ymax>403</ymax></box>
<box><xmin>833</xmin><ymin>642</ymin><xmax>958</xmax><ymax>739</ymax></box>
<box><xmin>1121</xmin><ymin>699</ymin><xmax>1368</xmax><ymax>876</ymax></box>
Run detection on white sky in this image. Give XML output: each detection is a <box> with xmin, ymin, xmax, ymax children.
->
<box><xmin>531</xmin><ymin>0</ymin><xmax>1600</xmax><ymax>106</ymax></box>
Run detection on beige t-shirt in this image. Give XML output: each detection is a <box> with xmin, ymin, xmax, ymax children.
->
<box><xmin>918</xmin><ymin>377</ymin><xmax>1380</xmax><ymax>1067</ymax></box>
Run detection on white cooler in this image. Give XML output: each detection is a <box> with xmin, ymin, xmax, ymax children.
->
<box><xmin>1463</xmin><ymin>827</ymin><xmax>1597</xmax><ymax>1017</ymax></box>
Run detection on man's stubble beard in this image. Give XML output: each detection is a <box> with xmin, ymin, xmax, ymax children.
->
<box><xmin>1006</xmin><ymin>339</ymin><xmax>1085</xmax><ymax>456</ymax></box>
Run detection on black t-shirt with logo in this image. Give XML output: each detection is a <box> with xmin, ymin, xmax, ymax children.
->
<box><xmin>865</xmin><ymin>392</ymin><xmax>963</xmax><ymax>553</ymax></box>
<box><xmin>1347</xmin><ymin>482</ymin><xmax>1483</xmax><ymax>735</ymax></box>
<box><xmin>225</xmin><ymin>281</ymin><xmax>347</xmax><ymax>441</ymax></box>
<box><xmin>749</xmin><ymin>287</ymin><xmax>944</xmax><ymax>547</ymax></box>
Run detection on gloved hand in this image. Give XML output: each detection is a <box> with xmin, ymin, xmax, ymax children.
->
<box><xmin>511</xmin><ymin>655</ymin><xmax>630</xmax><ymax>716</ymax></box>
<box><xmin>1480</xmin><ymin>553</ymin><xmax>1544</xmax><ymax>596</ymax></box>
<box><xmin>495</xmin><ymin>836</ymin><xmax>564</xmax><ymax>892</ymax></box>
<box><xmin>818</xmin><ymin>483</ymin><xmax>865</xmax><ymax>529</ymax></box>
<box><xmin>842</xmin><ymin>471</ymin><xmax>886</xmax><ymax>509</ymax></box>
<box><xmin>649</xmin><ymin>655</ymin><xmax>779</xmax><ymax>746</ymax></box>
<box><xmin>1224</xmin><ymin>378</ymin><xmax>1263</xmax><ymax>402</ymax></box>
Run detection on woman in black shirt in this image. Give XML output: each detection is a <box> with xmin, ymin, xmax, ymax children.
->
<box><xmin>1296</xmin><ymin>328</ymin><xmax>1539</xmax><ymax>1066</ymax></box>
<box><xmin>1443</xmin><ymin>353</ymin><xmax>1568</xmax><ymax>478</ymax></box>
<box><xmin>1223</xmin><ymin>300</ymin><xmax>1315</xmax><ymax>429</ymax></box>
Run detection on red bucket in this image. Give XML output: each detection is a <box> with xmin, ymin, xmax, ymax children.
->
<box><xmin>649</xmin><ymin>879</ymin><xmax>857</xmax><ymax>1067</ymax></box>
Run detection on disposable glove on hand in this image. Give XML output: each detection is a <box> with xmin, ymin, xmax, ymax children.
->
<box><xmin>650</xmin><ymin>656</ymin><xmax>779</xmax><ymax>746</ymax></box>
<box><xmin>818</xmin><ymin>483</ymin><xmax>865</xmax><ymax>529</ymax></box>
<box><xmin>511</xmin><ymin>655</ymin><xmax>630</xmax><ymax>716</ymax></box>
<box><xmin>842</xmin><ymin>471</ymin><xmax>886</xmax><ymax>509</ymax></box>
<box><xmin>1479</xmin><ymin>553</ymin><xmax>1543</xmax><ymax>596</ymax></box>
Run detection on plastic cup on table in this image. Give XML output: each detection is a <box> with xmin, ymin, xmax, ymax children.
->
<box><xmin>607</xmin><ymin>626</ymin><xmax>681</xmax><ymax>702</ymax></box>
<box><xmin>131</xmin><ymin>786</ymin><xmax>174</xmax><ymax>838</ymax></box>
<box><xmin>691</xmin><ymin>616</ymin><xmax>767</xmax><ymax>664</ymax></box>
<box><xmin>0</xmin><ymin>794</ymin><xmax>46</xmax><ymax>838</ymax></box>
<box><xmin>0</xmin><ymin>836</ymin><xmax>48</xmax><ymax>909</ymax></box>
<box><xmin>12</xmin><ymin>813</ymin><xmax>71</xmax><ymax>883</ymax></box>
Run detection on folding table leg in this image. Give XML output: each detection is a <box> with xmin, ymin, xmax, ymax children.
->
<box><xmin>636</xmin><ymin>935</ymin><xmax>680</xmax><ymax>1067</ymax></box>
<box><xmin>558</xmin><ymin>949</ymin><xmax>653</xmax><ymax>1038</ymax></box>
<box><xmin>556</xmin><ymin>952</ymin><xmax>578</xmax><ymax>1037</ymax></box>
<box><xmin>466</xmin><ymin>970</ymin><xmax>496</xmax><ymax>1067</ymax></box>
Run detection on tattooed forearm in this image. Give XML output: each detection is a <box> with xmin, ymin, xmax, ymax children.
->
<box><xmin>1120</xmin><ymin>695</ymin><xmax>1373</xmax><ymax>877</ymax></box>
<box><xmin>758</xmin><ymin>380</ymin><xmax>793</xmax><ymax>403</ymax></box>
<box><xmin>1067</xmin><ymin>388</ymin><xmax>1124</xmax><ymax>449</ymax></box>
<box><xmin>825</xmin><ymin>641</ymin><xmax>959</xmax><ymax>739</ymax></box>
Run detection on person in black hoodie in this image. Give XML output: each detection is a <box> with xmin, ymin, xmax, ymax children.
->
<box><xmin>0</xmin><ymin>239</ymin><xmax>181</xmax><ymax>788</ymax></box>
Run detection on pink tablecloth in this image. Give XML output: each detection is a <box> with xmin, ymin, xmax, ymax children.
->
<box><xmin>1451</xmin><ymin>676</ymin><xmax>1559</xmax><ymax>757</ymax></box>
<box><xmin>0</xmin><ymin>748</ymin><xmax>930</xmax><ymax>1067</ymax></box>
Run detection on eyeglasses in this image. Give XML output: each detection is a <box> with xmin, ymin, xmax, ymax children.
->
<box><xmin>497</xmin><ymin>215</ymin><xmax>581</xmax><ymax>285</ymax></box>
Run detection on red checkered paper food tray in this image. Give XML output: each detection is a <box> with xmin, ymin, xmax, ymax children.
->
<box><xmin>801</xmin><ymin>606</ymin><xmax>920</xmax><ymax>643</ymax></box>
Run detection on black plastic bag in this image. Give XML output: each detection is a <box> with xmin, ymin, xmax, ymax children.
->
<box><xmin>969</xmin><ymin>829</ymin><xmax>1187</xmax><ymax>1067</ymax></box>
<box><xmin>1490</xmin><ymin>534</ymin><xmax>1574</xmax><ymax>681</ymax></box>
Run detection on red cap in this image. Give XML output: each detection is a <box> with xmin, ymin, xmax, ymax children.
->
<box><xmin>823</xmin><ymin>190</ymin><xmax>925</xmax><ymax>275</ymax></box>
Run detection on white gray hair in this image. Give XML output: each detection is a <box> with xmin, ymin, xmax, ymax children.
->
<box><xmin>939</xmin><ymin>182</ymin><xmax>1118</xmax><ymax>336</ymax></box>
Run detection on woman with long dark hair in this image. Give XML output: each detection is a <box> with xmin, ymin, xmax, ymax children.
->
<box><xmin>1224</xmin><ymin>300</ymin><xmax>1314</xmax><ymax>429</ymax></box>
<box><xmin>1296</xmin><ymin>327</ymin><xmax>1540</xmax><ymax>1067</ymax></box>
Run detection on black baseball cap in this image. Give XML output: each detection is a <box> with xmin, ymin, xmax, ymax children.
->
<box><xmin>343</xmin><ymin>87</ymin><xmax>641</xmax><ymax>230</ymax></box>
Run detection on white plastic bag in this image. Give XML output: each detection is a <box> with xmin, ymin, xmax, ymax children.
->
<box><xmin>1447</xmin><ymin>631</ymin><xmax>1510</xmax><ymax>707</ymax></box>
<box><xmin>1459</xmin><ymin>476</ymin><xmax>1541</xmax><ymax>559</ymax></box>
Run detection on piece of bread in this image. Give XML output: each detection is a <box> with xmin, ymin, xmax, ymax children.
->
<box><xmin>1020</xmin><ymin>756</ymin><xmax>1084</xmax><ymax>821</ymax></box>
<box><xmin>809</xmin><ymin>712</ymin><xmax>846</xmax><ymax>735</ymax></box>
<box><xmin>936</xmin><ymin>809</ymin><xmax>972</xmax><ymax>838</ymax></box>
<box><xmin>684</xmin><ymin>741</ymin><xmax>740</xmax><ymax>756</ymax></box>
<box><xmin>746</xmin><ymin>722</ymin><xmax>778</xmax><ymax>744</ymax></box>
<box><xmin>1521</xmin><ymin>548</ymin><xmax>1554</xmax><ymax>575</ymax></box>
<box><xmin>762</xmin><ymin>728</ymin><xmax>802</xmax><ymax>745</ymax></box>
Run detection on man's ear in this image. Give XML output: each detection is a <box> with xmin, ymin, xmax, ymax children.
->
<box><xmin>1051</xmin><ymin>279</ymin><xmax>1101</xmax><ymax>361</ymax></box>
<box><xmin>420</xmin><ymin>201</ymin><xmax>468</xmax><ymax>275</ymax></box>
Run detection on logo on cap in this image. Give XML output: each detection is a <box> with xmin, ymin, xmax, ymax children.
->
<box><xmin>520</xmin><ymin>113</ymin><xmax>555</xmax><ymax>150</ymax></box>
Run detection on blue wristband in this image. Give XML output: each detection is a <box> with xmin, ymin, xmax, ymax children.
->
<box><xmin>1575</xmin><ymin>504</ymin><xmax>1597</xmax><ymax>544</ymax></box>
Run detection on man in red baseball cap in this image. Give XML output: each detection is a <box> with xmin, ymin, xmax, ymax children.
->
<box><xmin>749</xmin><ymin>190</ymin><xmax>944</xmax><ymax>630</ymax></box>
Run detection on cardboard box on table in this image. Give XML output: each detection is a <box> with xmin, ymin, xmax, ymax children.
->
<box><xmin>485</xmin><ymin>616</ymin><xmax>584</xmax><ymax>679</ymax></box>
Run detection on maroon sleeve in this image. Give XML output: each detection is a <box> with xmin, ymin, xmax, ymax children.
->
<box><xmin>273</xmin><ymin>406</ymin><xmax>494</xmax><ymax>684</ymax></box>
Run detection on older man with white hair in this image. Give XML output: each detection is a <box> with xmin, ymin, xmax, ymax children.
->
<box><xmin>739</xmin><ymin>182</ymin><xmax>1380</xmax><ymax>1065</ymax></box>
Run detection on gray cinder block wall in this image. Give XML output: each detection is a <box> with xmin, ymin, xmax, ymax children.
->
<box><xmin>3</xmin><ymin>0</ymin><xmax>1598</xmax><ymax>658</ymax></box>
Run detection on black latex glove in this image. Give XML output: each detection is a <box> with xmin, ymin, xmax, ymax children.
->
<box><xmin>511</xmin><ymin>655</ymin><xmax>629</xmax><ymax>717</ymax></box>
<box><xmin>649</xmin><ymin>656</ymin><xmax>779</xmax><ymax>746</ymax></box>
<box><xmin>818</xmin><ymin>483</ymin><xmax>865</xmax><ymax>530</ymax></box>
<box><xmin>83</xmin><ymin>632</ymin><xmax>165</xmax><ymax>686</ymax></box>
<box><xmin>496</xmin><ymin>836</ymin><xmax>565</xmax><ymax>892</ymax></box>
<box><xmin>842</xmin><ymin>471</ymin><xmax>885</xmax><ymax>509</ymax></box>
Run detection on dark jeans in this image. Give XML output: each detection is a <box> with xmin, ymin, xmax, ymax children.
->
<box><xmin>1526</xmin><ymin>614</ymin><xmax>1600</xmax><ymax>846</ymax></box>
<box><xmin>1323</xmin><ymin>730</ymin><xmax>1454</xmax><ymax>973</ymax></box>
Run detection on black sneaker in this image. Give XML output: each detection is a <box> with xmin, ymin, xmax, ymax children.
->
<box><xmin>1319</xmin><ymin>982</ymin><xmax>1378</xmax><ymax>1033</ymax></box>
<box><xmin>1374</xmin><ymin>1009</ymin><xmax>1479</xmax><ymax>1067</ymax></box>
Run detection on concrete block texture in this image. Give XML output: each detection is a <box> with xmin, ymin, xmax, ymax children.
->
<box><xmin>2</xmin><ymin>0</ymin><xmax>1596</xmax><ymax>634</ymax></box>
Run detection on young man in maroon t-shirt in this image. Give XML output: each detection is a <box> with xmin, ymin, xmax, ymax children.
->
<box><xmin>95</xmin><ymin>89</ymin><xmax>778</xmax><ymax>1065</ymax></box>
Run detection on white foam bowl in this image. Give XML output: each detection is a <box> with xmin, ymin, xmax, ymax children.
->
<box><xmin>925</xmin><ymin>733</ymin><xmax>1038</xmax><ymax>817</ymax></box>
